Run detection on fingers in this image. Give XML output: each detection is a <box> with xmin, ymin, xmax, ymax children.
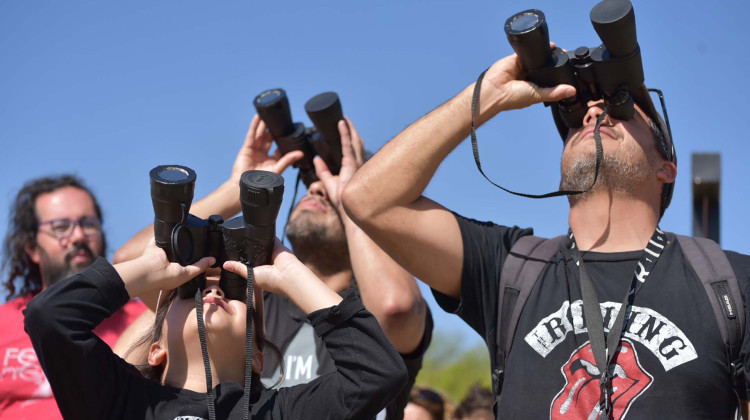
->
<box><xmin>245</xmin><ymin>115</ymin><xmax>272</xmax><ymax>152</ymax></box>
<box><xmin>223</xmin><ymin>260</ymin><xmax>248</xmax><ymax>278</ymax></box>
<box><xmin>341</xmin><ymin>117</ymin><xmax>364</xmax><ymax>166</ymax></box>
<box><xmin>255</xmin><ymin>118</ymin><xmax>273</xmax><ymax>155</ymax></box>
<box><xmin>313</xmin><ymin>156</ymin><xmax>333</xmax><ymax>182</ymax></box>
<box><xmin>273</xmin><ymin>150</ymin><xmax>304</xmax><ymax>174</ymax></box>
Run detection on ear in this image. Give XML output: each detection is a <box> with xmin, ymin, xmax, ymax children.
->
<box><xmin>25</xmin><ymin>242</ymin><xmax>41</xmax><ymax>265</ymax></box>
<box><xmin>252</xmin><ymin>348</ymin><xmax>264</xmax><ymax>373</ymax></box>
<box><xmin>656</xmin><ymin>161</ymin><xmax>677</xmax><ymax>184</ymax></box>
<box><xmin>148</xmin><ymin>342</ymin><xmax>167</xmax><ymax>367</ymax></box>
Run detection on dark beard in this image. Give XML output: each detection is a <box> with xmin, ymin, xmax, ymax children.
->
<box><xmin>285</xmin><ymin>214</ymin><xmax>350</xmax><ymax>276</ymax></box>
<box><xmin>560</xmin><ymin>153</ymin><xmax>651</xmax><ymax>200</ymax></box>
<box><xmin>40</xmin><ymin>242</ymin><xmax>97</xmax><ymax>287</ymax></box>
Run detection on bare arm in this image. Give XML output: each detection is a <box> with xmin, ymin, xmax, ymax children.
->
<box><xmin>112</xmin><ymin>115</ymin><xmax>303</xmax><ymax>309</ymax></box>
<box><xmin>342</xmin><ymin>52</ymin><xmax>576</xmax><ymax>299</ymax></box>
<box><xmin>315</xmin><ymin>117</ymin><xmax>426</xmax><ymax>354</ymax></box>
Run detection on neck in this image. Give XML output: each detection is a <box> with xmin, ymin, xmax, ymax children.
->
<box><xmin>164</xmin><ymin>342</ymin><xmax>247</xmax><ymax>392</ymax></box>
<box><xmin>305</xmin><ymin>263</ymin><xmax>352</xmax><ymax>293</ymax></box>
<box><xmin>568</xmin><ymin>190</ymin><xmax>660</xmax><ymax>252</ymax></box>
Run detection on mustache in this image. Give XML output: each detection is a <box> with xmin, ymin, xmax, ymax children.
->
<box><xmin>64</xmin><ymin>242</ymin><xmax>95</xmax><ymax>263</ymax></box>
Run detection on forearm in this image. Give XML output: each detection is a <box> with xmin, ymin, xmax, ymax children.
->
<box><xmin>343</xmin><ymin>217</ymin><xmax>426</xmax><ymax>354</ymax></box>
<box><xmin>344</xmin><ymin>85</ymin><xmax>477</xmax><ymax>221</ymax></box>
<box><xmin>276</xmin><ymin>262</ymin><xmax>343</xmax><ymax>314</ymax></box>
<box><xmin>24</xmin><ymin>259</ymin><xmax>130</xmax><ymax>418</ymax></box>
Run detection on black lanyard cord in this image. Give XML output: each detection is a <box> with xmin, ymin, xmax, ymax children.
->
<box><xmin>469</xmin><ymin>68</ymin><xmax>606</xmax><ymax>199</ymax></box>
<box><xmin>195</xmin><ymin>291</ymin><xmax>217</xmax><ymax>420</ymax></box>
<box><xmin>569</xmin><ymin>227</ymin><xmax>666</xmax><ymax>419</ymax></box>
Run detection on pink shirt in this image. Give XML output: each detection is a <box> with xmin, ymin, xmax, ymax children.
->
<box><xmin>0</xmin><ymin>293</ymin><xmax>146</xmax><ymax>419</ymax></box>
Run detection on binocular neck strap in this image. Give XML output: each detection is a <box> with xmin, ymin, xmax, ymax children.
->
<box><xmin>195</xmin><ymin>290</ymin><xmax>217</xmax><ymax>420</ymax></box>
<box><xmin>469</xmin><ymin>68</ymin><xmax>605</xmax><ymax>199</ymax></box>
<box><xmin>281</xmin><ymin>171</ymin><xmax>303</xmax><ymax>247</ymax></box>
<box><xmin>195</xmin><ymin>263</ymin><xmax>256</xmax><ymax>420</ymax></box>
<box><xmin>242</xmin><ymin>262</ymin><xmax>255</xmax><ymax>420</ymax></box>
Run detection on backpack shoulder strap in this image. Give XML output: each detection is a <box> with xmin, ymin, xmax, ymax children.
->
<box><xmin>492</xmin><ymin>234</ymin><xmax>564</xmax><ymax>395</ymax></box>
<box><xmin>675</xmin><ymin>234</ymin><xmax>744</xmax><ymax>375</ymax></box>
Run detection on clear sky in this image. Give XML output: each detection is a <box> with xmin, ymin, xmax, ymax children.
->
<box><xmin>2</xmin><ymin>0</ymin><xmax>749</xmax><ymax>346</ymax></box>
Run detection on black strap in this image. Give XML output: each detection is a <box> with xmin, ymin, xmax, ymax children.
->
<box><xmin>243</xmin><ymin>263</ymin><xmax>255</xmax><ymax>420</ymax></box>
<box><xmin>469</xmin><ymin>69</ymin><xmax>605</xmax><ymax>199</ymax></box>
<box><xmin>494</xmin><ymin>235</ymin><xmax>564</xmax><ymax>396</ymax></box>
<box><xmin>195</xmin><ymin>290</ymin><xmax>217</xmax><ymax>420</ymax></box>
<box><xmin>281</xmin><ymin>171</ymin><xmax>302</xmax><ymax>247</ymax></box>
<box><xmin>569</xmin><ymin>227</ymin><xmax>666</xmax><ymax>419</ymax></box>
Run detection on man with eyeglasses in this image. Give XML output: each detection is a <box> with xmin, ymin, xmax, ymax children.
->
<box><xmin>0</xmin><ymin>175</ymin><xmax>146</xmax><ymax>419</ymax></box>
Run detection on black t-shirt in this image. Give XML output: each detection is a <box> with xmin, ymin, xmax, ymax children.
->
<box><xmin>24</xmin><ymin>258</ymin><xmax>408</xmax><ymax>420</ymax></box>
<box><xmin>263</xmin><ymin>290</ymin><xmax>433</xmax><ymax>420</ymax></box>
<box><xmin>433</xmin><ymin>214</ymin><xmax>750</xmax><ymax>419</ymax></box>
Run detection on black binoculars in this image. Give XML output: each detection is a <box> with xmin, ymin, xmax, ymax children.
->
<box><xmin>150</xmin><ymin>165</ymin><xmax>284</xmax><ymax>300</ymax></box>
<box><xmin>253</xmin><ymin>89</ymin><xmax>344</xmax><ymax>187</ymax></box>
<box><xmin>505</xmin><ymin>0</ymin><xmax>644</xmax><ymax>128</ymax></box>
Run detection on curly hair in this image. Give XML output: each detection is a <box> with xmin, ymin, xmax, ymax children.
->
<box><xmin>2</xmin><ymin>175</ymin><xmax>106</xmax><ymax>300</ymax></box>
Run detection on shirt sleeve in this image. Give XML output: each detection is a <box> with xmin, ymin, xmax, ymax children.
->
<box><xmin>431</xmin><ymin>213</ymin><xmax>532</xmax><ymax>344</ymax></box>
<box><xmin>275</xmin><ymin>290</ymin><xmax>408</xmax><ymax>420</ymax></box>
<box><xmin>383</xmin><ymin>305</ymin><xmax>434</xmax><ymax>420</ymax></box>
<box><xmin>23</xmin><ymin>257</ymin><xmax>150</xmax><ymax>419</ymax></box>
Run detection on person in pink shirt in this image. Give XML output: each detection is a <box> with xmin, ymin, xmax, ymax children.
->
<box><xmin>0</xmin><ymin>175</ymin><xmax>146</xmax><ymax>419</ymax></box>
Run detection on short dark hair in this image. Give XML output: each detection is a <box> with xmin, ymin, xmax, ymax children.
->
<box><xmin>452</xmin><ymin>384</ymin><xmax>493</xmax><ymax>419</ymax></box>
<box><xmin>2</xmin><ymin>175</ymin><xmax>106</xmax><ymax>300</ymax></box>
<box><xmin>409</xmin><ymin>386</ymin><xmax>445</xmax><ymax>420</ymax></box>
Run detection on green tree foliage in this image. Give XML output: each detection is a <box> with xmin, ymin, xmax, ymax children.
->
<box><xmin>414</xmin><ymin>330</ymin><xmax>492</xmax><ymax>404</ymax></box>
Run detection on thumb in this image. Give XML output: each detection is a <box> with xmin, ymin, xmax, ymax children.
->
<box><xmin>223</xmin><ymin>260</ymin><xmax>248</xmax><ymax>278</ymax></box>
<box><xmin>274</xmin><ymin>150</ymin><xmax>304</xmax><ymax>174</ymax></box>
<box><xmin>181</xmin><ymin>256</ymin><xmax>214</xmax><ymax>279</ymax></box>
<box><xmin>538</xmin><ymin>84</ymin><xmax>576</xmax><ymax>102</ymax></box>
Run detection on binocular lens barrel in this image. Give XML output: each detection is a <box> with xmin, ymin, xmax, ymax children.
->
<box><xmin>305</xmin><ymin>92</ymin><xmax>343</xmax><ymax>146</ymax></box>
<box><xmin>590</xmin><ymin>0</ymin><xmax>637</xmax><ymax>57</ymax></box>
<box><xmin>150</xmin><ymin>165</ymin><xmax>197</xmax><ymax>257</ymax></box>
<box><xmin>254</xmin><ymin>88</ymin><xmax>296</xmax><ymax>139</ymax></box>
<box><xmin>240</xmin><ymin>170</ymin><xmax>285</xmax><ymax>228</ymax></box>
<box><xmin>504</xmin><ymin>9</ymin><xmax>551</xmax><ymax>71</ymax></box>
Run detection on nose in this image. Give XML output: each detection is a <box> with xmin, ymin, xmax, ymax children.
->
<box><xmin>306</xmin><ymin>180</ymin><xmax>328</xmax><ymax>200</ymax></box>
<box><xmin>581</xmin><ymin>100</ymin><xmax>607</xmax><ymax>127</ymax></box>
<box><xmin>202</xmin><ymin>283</ymin><xmax>225</xmax><ymax>299</ymax></box>
<box><xmin>67</xmin><ymin>222</ymin><xmax>87</xmax><ymax>244</ymax></box>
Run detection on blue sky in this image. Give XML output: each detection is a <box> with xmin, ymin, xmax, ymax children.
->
<box><xmin>2</xmin><ymin>1</ymin><xmax>749</xmax><ymax>346</ymax></box>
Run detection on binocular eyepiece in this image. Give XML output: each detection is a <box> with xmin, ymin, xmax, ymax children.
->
<box><xmin>150</xmin><ymin>165</ymin><xmax>284</xmax><ymax>300</ymax></box>
<box><xmin>504</xmin><ymin>0</ymin><xmax>642</xmax><ymax>127</ymax></box>
<box><xmin>253</xmin><ymin>89</ymin><xmax>344</xmax><ymax>187</ymax></box>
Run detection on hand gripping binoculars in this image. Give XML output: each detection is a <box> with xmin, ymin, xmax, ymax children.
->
<box><xmin>150</xmin><ymin>165</ymin><xmax>284</xmax><ymax>300</ymax></box>
<box><xmin>505</xmin><ymin>0</ymin><xmax>647</xmax><ymax>130</ymax></box>
<box><xmin>253</xmin><ymin>89</ymin><xmax>344</xmax><ymax>187</ymax></box>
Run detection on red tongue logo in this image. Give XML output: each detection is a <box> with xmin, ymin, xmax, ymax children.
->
<box><xmin>551</xmin><ymin>340</ymin><xmax>652</xmax><ymax>420</ymax></box>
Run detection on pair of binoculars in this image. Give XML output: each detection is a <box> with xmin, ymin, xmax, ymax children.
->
<box><xmin>505</xmin><ymin>0</ymin><xmax>644</xmax><ymax>129</ymax></box>
<box><xmin>150</xmin><ymin>166</ymin><xmax>284</xmax><ymax>300</ymax></box>
<box><xmin>253</xmin><ymin>89</ymin><xmax>344</xmax><ymax>187</ymax></box>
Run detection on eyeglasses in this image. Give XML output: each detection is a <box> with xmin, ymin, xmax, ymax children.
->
<box><xmin>37</xmin><ymin>217</ymin><xmax>102</xmax><ymax>239</ymax></box>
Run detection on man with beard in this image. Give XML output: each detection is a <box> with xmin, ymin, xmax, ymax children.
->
<box><xmin>0</xmin><ymin>175</ymin><xmax>146</xmax><ymax>419</ymax></box>
<box><xmin>261</xmin><ymin>117</ymin><xmax>431</xmax><ymax>413</ymax></box>
<box><xmin>342</xmin><ymin>49</ymin><xmax>750</xmax><ymax>418</ymax></box>
<box><xmin>113</xmin><ymin>115</ymin><xmax>430</xmax><ymax>420</ymax></box>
